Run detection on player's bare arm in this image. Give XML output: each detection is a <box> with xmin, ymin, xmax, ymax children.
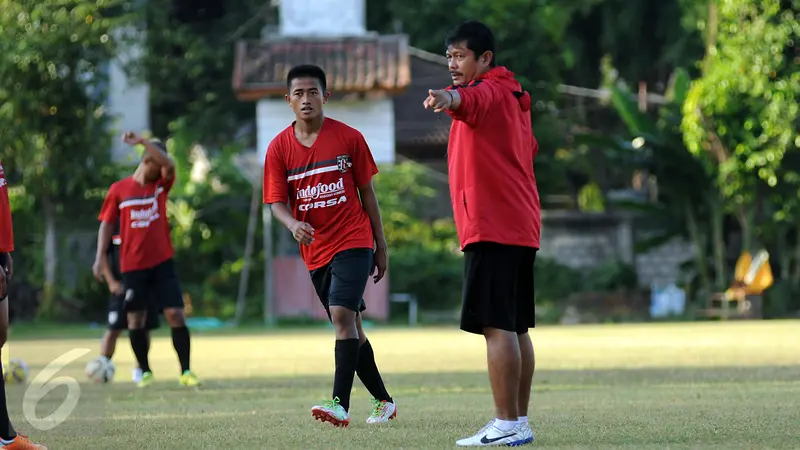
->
<box><xmin>101</xmin><ymin>263</ymin><xmax>122</xmax><ymax>295</ymax></box>
<box><xmin>92</xmin><ymin>221</ymin><xmax>114</xmax><ymax>281</ymax></box>
<box><xmin>423</xmin><ymin>89</ymin><xmax>462</xmax><ymax>113</ymax></box>
<box><xmin>0</xmin><ymin>257</ymin><xmax>6</xmax><ymax>299</ymax></box>
<box><xmin>357</xmin><ymin>181</ymin><xmax>388</xmax><ymax>283</ymax></box>
<box><xmin>269</xmin><ymin>203</ymin><xmax>315</xmax><ymax>245</ymax></box>
<box><xmin>122</xmin><ymin>131</ymin><xmax>176</xmax><ymax>179</ymax></box>
<box><xmin>1</xmin><ymin>252</ymin><xmax>11</xmax><ymax>281</ymax></box>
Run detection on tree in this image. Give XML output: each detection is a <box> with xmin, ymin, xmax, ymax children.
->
<box><xmin>682</xmin><ymin>0</ymin><xmax>800</xmax><ymax>254</ymax></box>
<box><xmin>0</xmin><ymin>0</ymin><xmax>127</xmax><ymax>318</ymax></box>
<box><xmin>130</xmin><ymin>0</ymin><xmax>266</xmax><ymax>145</ymax></box>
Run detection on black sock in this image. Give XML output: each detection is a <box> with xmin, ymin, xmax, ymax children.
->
<box><xmin>129</xmin><ymin>329</ymin><xmax>151</xmax><ymax>373</ymax></box>
<box><xmin>356</xmin><ymin>340</ymin><xmax>393</xmax><ymax>403</ymax></box>
<box><xmin>332</xmin><ymin>338</ymin><xmax>360</xmax><ymax>412</ymax></box>
<box><xmin>171</xmin><ymin>326</ymin><xmax>191</xmax><ymax>373</ymax></box>
<box><xmin>0</xmin><ymin>351</ymin><xmax>16</xmax><ymax>441</ymax></box>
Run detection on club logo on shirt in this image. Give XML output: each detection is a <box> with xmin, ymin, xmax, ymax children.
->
<box><xmin>129</xmin><ymin>202</ymin><xmax>160</xmax><ymax>229</ymax></box>
<box><xmin>296</xmin><ymin>177</ymin><xmax>347</xmax><ymax>211</ymax></box>
<box><xmin>337</xmin><ymin>155</ymin><xmax>352</xmax><ymax>173</ymax></box>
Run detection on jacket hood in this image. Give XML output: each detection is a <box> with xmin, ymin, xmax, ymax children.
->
<box><xmin>478</xmin><ymin>66</ymin><xmax>532</xmax><ymax>112</ymax></box>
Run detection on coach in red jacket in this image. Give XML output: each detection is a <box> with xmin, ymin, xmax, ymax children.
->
<box><xmin>424</xmin><ymin>21</ymin><xmax>541</xmax><ymax>447</ymax></box>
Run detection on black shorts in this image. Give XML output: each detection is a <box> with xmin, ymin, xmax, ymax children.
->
<box><xmin>460</xmin><ymin>242</ymin><xmax>537</xmax><ymax>335</ymax></box>
<box><xmin>107</xmin><ymin>290</ymin><xmax>161</xmax><ymax>331</ymax></box>
<box><xmin>121</xmin><ymin>259</ymin><xmax>184</xmax><ymax>313</ymax></box>
<box><xmin>310</xmin><ymin>248</ymin><xmax>372</xmax><ymax>320</ymax></box>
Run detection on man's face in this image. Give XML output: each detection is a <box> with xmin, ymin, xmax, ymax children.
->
<box><xmin>286</xmin><ymin>77</ymin><xmax>329</xmax><ymax>120</ymax></box>
<box><xmin>446</xmin><ymin>41</ymin><xmax>492</xmax><ymax>85</ymax></box>
<box><xmin>140</xmin><ymin>154</ymin><xmax>161</xmax><ymax>182</ymax></box>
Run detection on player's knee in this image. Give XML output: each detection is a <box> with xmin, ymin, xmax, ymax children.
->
<box><xmin>127</xmin><ymin>311</ymin><xmax>146</xmax><ymax>329</ymax></box>
<box><xmin>329</xmin><ymin>306</ymin><xmax>358</xmax><ymax>339</ymax></box>
<box><xmin>163</xmin><ymin>308</ymin><xmax>185</xmax><ymax>327</ymax></box>
<box><xmin>106</xmin><ymin>329</ymin><xmax>122</xmax><ymax>341</ymax></box>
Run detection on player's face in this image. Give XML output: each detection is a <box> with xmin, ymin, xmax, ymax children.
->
<box><xmin>141</xmin><ymin>155</ymin><xmax>161</xmax><ymax>182</ymax></box>
<box><xmin>446</xmin><ymin>41</ymin><xmax>492</xmax><ymax>85</ymax></box>
<box><xmin>286</xmin><ymin>77</ymin><xmax>329</xmax><ymax>120</ymax></box>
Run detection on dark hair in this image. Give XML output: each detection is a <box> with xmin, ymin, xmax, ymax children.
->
<box><xmin>141</xmin><ymin>138</ymin><xmax>167</xmax><ymax>160</ymax></box>
<box><xmin>149</xmin><ymin>139</ymin><xmax>166</xmax><ymax>152</ymax></box>
<box><xmin>445</xmin><ymin>21</ymin><xmax>496</xmax><ymax>67</ymax></box>
<box><xmin>286</xmin><ymin>64</ymin><xmax>327</xmax><ymax>93</ymax></box>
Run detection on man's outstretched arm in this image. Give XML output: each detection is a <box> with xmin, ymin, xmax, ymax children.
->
<box><xmin>423</xmin><ymin>83</ymin><xmax>495</xmax><ymax>127</ymax></box>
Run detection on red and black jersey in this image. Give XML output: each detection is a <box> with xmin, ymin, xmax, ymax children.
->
<box><xmin>0</xmin><ymin>160</ymin><xmax>14</xmax><ymax>253</ymax></box>
<box><xmin>98</xmin><ymin>175</ymin><xmax>176</xmax><ymax>273</ymax></box>
<box><xmin>263</xmin><ymin>118</ymin><xmax>378</xmax><ymax>270</ymax></box>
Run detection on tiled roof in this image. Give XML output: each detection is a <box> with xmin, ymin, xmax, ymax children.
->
<box><xmin>233</xmin><ymin>35</ymin><xmax>411</xmax><ymax>100</ymax></box>
<box><xmin>394</xmin><ymin>47</ymin><xmax>452</xmax><ymax>147</ymax></box>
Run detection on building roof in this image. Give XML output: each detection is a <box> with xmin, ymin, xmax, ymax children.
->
<box><xmin>394</xmin><ymin>47</ymin><xmax>452</xmax><ymax>148</ymax></box>
<box><xmin>233</xmin><ymin>34</ymin><xmax>412</xmax><ymax>100</ymax></box>
<box><xmin>232</xmin><ymin>37</ymin><xmax>453</xmax><ymax>149</ymax></box>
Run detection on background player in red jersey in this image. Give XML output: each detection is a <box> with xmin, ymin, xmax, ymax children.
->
<box><xmin>95</xmin><ymin>219</ymin><xmax>161</xmax><ymax>383</ymax></box>
<box><xmin>263</xmin><ymin>65</ymin><xmax>396</xmax><ymax>427</ymax></box>
<box><xmin>93</xmin><ymin>133</ymin><xmax>199</xmax><ymax>388</ymax></box>
<box><xmin>0</xmin><ymin>160</ymin><xmax>47</xmax><ymax>449</ymax></box>
<box><xmin>425</xmin><ymin>21</ymin><xmax>540</xmax><ymax>447</ymax></box>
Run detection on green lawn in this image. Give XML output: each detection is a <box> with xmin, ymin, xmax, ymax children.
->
<box><xmin>3</xmin><ymin>320</ymin><xmax>800</xmax><ymax>449</ymax></box>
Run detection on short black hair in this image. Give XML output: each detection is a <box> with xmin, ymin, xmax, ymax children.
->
<box><xmin>149</xmin><ymin>138</ymin><xmax>166</xmax><ymax>152</ymax></box>
<box><xmin>445</xmin><ymin>21</ymin><xmax>496</xmax><ymax>67</ymax></box>
<box><xmin>141</xmin><ymin>138</ymin><xmax>167</xmax><ymax>160</ymax></box>
<box><xmin>286</xmin><ymin>64</ymin><xmax>327</xmax><ymax>93</ymax></box>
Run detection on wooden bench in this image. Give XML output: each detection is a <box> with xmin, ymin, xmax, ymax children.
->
<box><xmin>699</xmin><ymin>293</ymin><xmax>763</xmax><ymax>320</ymax></box>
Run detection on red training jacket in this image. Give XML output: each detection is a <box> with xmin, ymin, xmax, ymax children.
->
<box><xmin>446</xmin><ymin>66</ymin><xmax>541</xmax><ymax>250</ymax></box>
<box><xmin>0</xmin><ymin>160</ymin><xmax>13</xmax><ymax>253</ymax></box>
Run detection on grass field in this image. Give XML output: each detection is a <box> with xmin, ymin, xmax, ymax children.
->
<box><xmin>3</xmin><ymin>320</ymin><xmax>800</xmax><ymax>449</ymax></box>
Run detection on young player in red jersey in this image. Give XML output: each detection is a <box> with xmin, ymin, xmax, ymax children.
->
<box><xmin>93</xmin><ymin>133</ymin><xmax>199</xmax><ymax>388</ymax></box>
<box><xmin>0</xmin><ymin>160</ymin><xmax>47</xmax><ymax>449</ymax></box>
<box><xmin>263</xmin><ymin>65</ymin><xmax>396</xmax><ymax>427</ymax></box>
<box><xmin>425</xmin><ymin>21</ymin><xmax>540</xmax><ymax>447</ymax></box>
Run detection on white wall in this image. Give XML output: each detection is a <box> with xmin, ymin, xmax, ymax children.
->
<box><xmin>257</xmin><ymin>97</ymin><xmax>395</xmax><ymax>165</ymax></box>
<box><xmin>279</xmin><ymin>0</ymin><xmax>366</xmax><ymax>37</ymax></box>
<box><xmin>108</xmin><ymin>26</ymin><xmax>150</xmax><ymax>164</ymax></box>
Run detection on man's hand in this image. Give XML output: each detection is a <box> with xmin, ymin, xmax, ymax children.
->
<box><xmin>372</xmin><ymin>245</ymin><xmax>388</xmax><ymax>284</ymax></box>
<box><xmin>92</xmin><ymin>255</ymin><xmax>107</xmax><ymax>282</ymax></box>
<box><xmin>0</xmin><ymin>265</ymin><xmax>6</xmax><ymax>299</ymax></box>
<box><xmin>289</xmin><ymin>220</ymin><xmax>315</xmax><ymax>245</ymax></box>
<box><xmin>423</xmin><ymin>89</ymin><xmax>453</xmax><ymax>113</ymax></box>
<box><xmin>2</xmin><ymin>253</ymin><xmax>11</xmax><ymax>281</ymax></box>
<box><xmin>122</xmin><ymin>131</ymin><xmax>143</xmax><ymax>146</ymax></box>
<box><xmin>108</xmin><ymin>279</ymin><xmax>123</xmax><ymax>296</ymax></box>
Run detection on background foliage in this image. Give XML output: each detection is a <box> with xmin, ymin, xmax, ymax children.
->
<box><xmin>2</xmin><ymin>0</ymin><xmax>799</xmax><ymax>324</ymax></box>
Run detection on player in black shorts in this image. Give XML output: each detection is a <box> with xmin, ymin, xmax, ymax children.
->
<box><xmin>263</xmin><ymin>65</ymin><xmax>396</xmax><ymax>427</ymax></box>
<box><xmin>94</xmin><ymin>132</ymin><xmax>199</xmax><ymax>388</ymax></box>
<box><xmin>96</xmin><ymin>221</ymin><xmax>160</xmax><ymax>383</ymax></box>
<box><xmin>425</xmin><ymin>22</ymin><xmax>539</xmax><ymax>446</ymax></box>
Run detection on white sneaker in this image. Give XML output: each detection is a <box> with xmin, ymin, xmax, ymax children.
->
<box><xmin>513</xmin><ymin>422</ymin><xmax>535</xmax><ymax>446</ymax></box>
<box><xmin>311</xmin><ymin>397</ymin><xmax>350</xmax><ymax>427</ymax></box>
<box><xmin>456</xmin><ymin>423</ymin><xmax>524</xmax><ymax>447</ymax></box>
<box><xmin>132</xmin><ymin>368</ymin><xmax>143</xmax><ymax>383</ymax></box>
<box><xmin>366</xmin><ymin>398</ymin><xmax>397</xmax><ymax>424</ymax></box>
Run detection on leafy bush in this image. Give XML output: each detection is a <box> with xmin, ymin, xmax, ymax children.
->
<box><xmin>374</xmin><ymin>163</ymin><xmax>463</xmax><ymax>310</ymax></box>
